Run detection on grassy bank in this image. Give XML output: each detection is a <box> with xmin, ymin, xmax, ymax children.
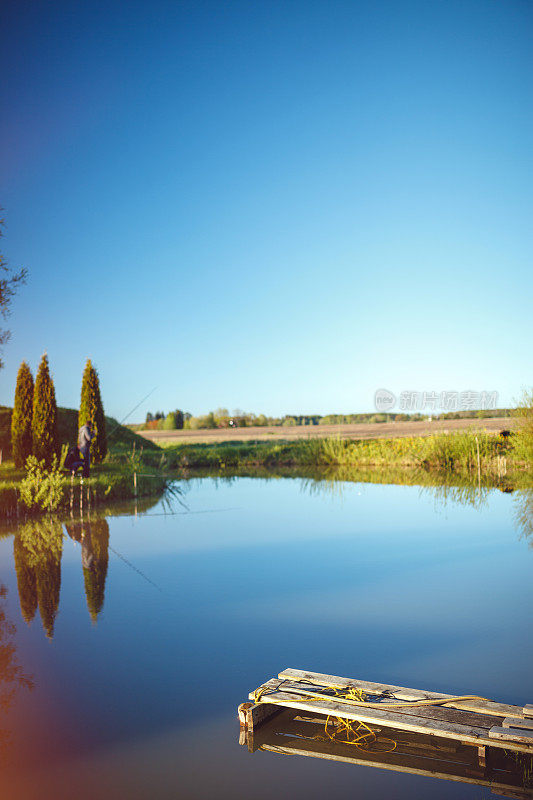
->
<box><xmin>155</xmin><ymin>429</ymin><xmax>531</xmax><ymax>481</ymax></box>
<box><xmin>2</xmin><ymin>412</ymin><xmax>531</xmax><ymax>517</ymax></box>
<box><xmin>0</xmin><ymin>454</ymin><xmax>171</xmax><ymax>519</ymax></box>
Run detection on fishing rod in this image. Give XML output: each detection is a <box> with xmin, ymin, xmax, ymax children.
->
<box><xmin>108</xmin><ymin>543</ymin><xmax>163</xmax><ymax>593</ymax></box>
<box><xmin>65</xmin><ymin>525</ymin><xmax>163</xmax><ymax>593</ymax></box>
<box><xmin>107</xmin><ymin>386</ymin><xmax>158</xmax><ymax>440</ymax></box>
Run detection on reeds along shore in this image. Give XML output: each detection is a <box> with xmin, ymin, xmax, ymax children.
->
<box><xmin>153</xmin><ymin>430</ymin><xmax>531</xmax><ymax>475</ymax></box>
<box><xmin>1</xmin><ymin>430</ymin><xmax>531</xmax><ymax>519</ymax></box>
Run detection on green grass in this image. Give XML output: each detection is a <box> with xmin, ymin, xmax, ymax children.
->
<box><xmin>156</xmin><ymin>431</ymin><xmax>503</xmax><ymax>465</ymax></box>
<box><xmin>0</xmin><ymin>457</ymin><xmax>170</xmax><ymax>519</ymax></box>
<box><xmin>0</xmin><ymin>408</ymin><xmax>166</xmax><ymax>517</ymax></box>
<box><xmin>2</xmin><ymin>411</ymin><xmax>531</xmax><ymax>517</ymax></box>
<box><xmin>155</xmin><ymin>430</ymin><xmax>531</xmax><ymax>481</ymax></box>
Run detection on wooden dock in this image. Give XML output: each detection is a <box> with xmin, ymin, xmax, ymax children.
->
<box><xmin>240</xmin><ymin>708</ymin><xmax>533</xmax><ymax>800</ymax></box>
<box><xmin>239</xmin><ymin>669</ymin><xmax>533</xmax><ymax>761</ymax></box>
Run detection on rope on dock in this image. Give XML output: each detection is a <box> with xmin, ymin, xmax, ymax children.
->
<box><xmin>255</xmin><ymin>682</ymin><xmax>398</xmax><ymax>752</ymax></box>
<box><xmin>252</xmin><ymin>680</ymin><xmax>497</xmax><ymax>753</ymax></box>
<box><xmin>323</xmin><ymin>685</ymin><xmax>397</xmax><ymax>752</ymax></box>
<box><xmin>254</xmin><ymin>680</ymin><xmax>490</xmax><ymax>712</ymax></box>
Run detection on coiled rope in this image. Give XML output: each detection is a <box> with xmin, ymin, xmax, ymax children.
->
<box><xmin>253</xmin><ymin>680</ymin><xmax>492</xmax><ymax>754</ymax></box>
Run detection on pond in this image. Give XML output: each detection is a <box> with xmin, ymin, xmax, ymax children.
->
<box><xmin>0</xmin><ymin>476</ymin><xmax>532</xmax><ymax>799</ymax></box>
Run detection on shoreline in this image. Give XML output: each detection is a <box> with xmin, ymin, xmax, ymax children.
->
<box><xmin>146</xmin><ymin>430</ymin><xmax>530</xmax><ymax>477</ymax></box>
<box><xmin>0</xmin><ymin>462</ymin><xmax>170</xmax><ymax>520</ymax></box>
<box><xmin>1</xmin><ymin>428</ymin><xmax>530</xmax><ymax>519</ymax></box>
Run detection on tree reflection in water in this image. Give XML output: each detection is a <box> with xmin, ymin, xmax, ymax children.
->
<box><xmin>13</xmin><ymin>519</ymin><xmax>63</xmax><ymax>639</ymax></box>
<box><xmin>514</xmin><ymin>489</ymin><xmax>533</xmax><ymax>548</ymax></box>
<box><xmin>65</xmin><ymin>517</ymin><xmax>110</xmax><ymax>622</ymax></box>
<box><xmin>9</xmin><ymin>477</ymin><xmax>532</xmax><ymax>641</ymax></box>
<box><xmin>0</xmin><ymin>584</ymin><xmax>34</xmax><ymax>764</ymax></box>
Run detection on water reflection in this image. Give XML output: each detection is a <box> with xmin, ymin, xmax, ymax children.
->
<box><xmin>0</xmin><ymin>584</ymin><xmax>33</xmax><ymax>764</ymax></box>
<box><xmin>242</xmin><ymin>708</ymin><xmax>533</xmax><ymax>799</ymax></box>
<box><xmin>1</xmin><ymin>476</ymin><xmax>533</xmax><ymax>800</ymax></box>
<box><xmin>185</xmin><ymin>463</ymin><xmax>532</xmax><ymax>494</ymax></box>
<box><xmin>182</xmin><ymin>467</ymin><xmax>532</xmax><ymax>513</ymax></box>
<box><xmin>515</xmin><ymin>489</ymin><xmax>533</xmax><ymax>548</ymax></box>
<box><xmin>13</xmin><ymin>519</ymin><xmax>63</xmax><ymax>639</ymax></box>
<box><xmin>65</xmin><ymin>519</ymin><xmax>110</xmax><ymax>622</ymax></box>
<box><xmin>298</xmin><ymin>471</ymin><xmax>531</xmax><ymax>512</ymax></box>
<box><xmin>8</xmin><ymin>475</ymin><xmax>532</xmax><ymax>641</ymax></box>
<box><xmin>12</xmin><ymin>514</ymin><xmax>111</xmax><ymax>637</ymax></box>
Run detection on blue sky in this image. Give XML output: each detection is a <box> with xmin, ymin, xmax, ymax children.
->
<box><xmin>1</xmin><ymin>0</ymin><xmax>531</xmax><ymax>420</ymax></box>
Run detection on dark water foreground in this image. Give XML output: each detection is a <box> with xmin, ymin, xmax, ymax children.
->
<box><xmin>0</xmin><ymin>477</ymin><xmax>532</xmax><ymax>800</ymax></box>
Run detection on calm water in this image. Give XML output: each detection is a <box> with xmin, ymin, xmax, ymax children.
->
<box><xmin>0</xmin><ymin>477</ymin><xmax>531</xmax><ymax>799</ymax></box>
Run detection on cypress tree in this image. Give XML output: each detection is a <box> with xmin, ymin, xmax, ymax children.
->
<box><xmin>13</xmin><ymin>534</ymin><xmax>37</xmax><ymax>625</ymax></box>
<box><xmin>17</xmin><ymin>519</ymin><xmax>63</xmax><ymax>638</ymax></box>
<box><xmin>78</xmin><ymin>359</ymin><xmax>107</xmax><ymax>463</ymax></box>
<box><xmin>11</xmin><ymin>361</ymin><xmax>34</xmax><ymax>468</ymax></box>
<box><xmin>83</xmin><ymin>519</ymin><xmax>110</xmax><ymax>622</ymax></box>
<box><xmin>32</xmin><ymin>353</ymin><xmax>58</xmax><ymax>467</ymax></box>
<box><xmin>36</xmin><ymin>533</ymin><xmax>62</xmax><ymax>640</ymax></box>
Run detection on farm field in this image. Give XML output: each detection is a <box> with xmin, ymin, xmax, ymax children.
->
<box><xmin>136</xmin><ymin>416</ymin><xmax>516</xmax><ymax>445</ymax></box>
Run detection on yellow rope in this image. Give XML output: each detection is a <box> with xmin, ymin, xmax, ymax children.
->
<box><xmin>254</xmin><ymin>682</ymin><xmax>489</xmax><ymax>711</ymax></box>
<box><xmin>252</xmin><ymin>680</ymin><xmax>495</xmax><ymax>754</ymax></box>
<box><xmin>282</xmin><ymin>687</ymin><xmax>488</xmax><ymax>711</ymax></box>
<box><xmin>322</xmin><ymin>715</ymin><xmax>397</xmax><ymax>752</ymax></box>
<box><xmin>254</xmin><ymin>683</ymin><xmax>397</xmax><ymax>753</ymax></box>
<box><xmin>321</xmin><ymin>686</ymin><xmax>397</xmax><ymax>753</ymax></box>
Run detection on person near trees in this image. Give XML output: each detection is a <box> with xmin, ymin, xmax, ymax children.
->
<box><xmin>78</xmin><ymin>421</ymin><xmax>95</xmax><ymax>477</ymax></box>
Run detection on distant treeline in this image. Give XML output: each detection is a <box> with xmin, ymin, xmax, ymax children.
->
<box><xmin>134</xmin><ymin>407</ymin><xmax>513</xmax><ymax>431</ymax></box>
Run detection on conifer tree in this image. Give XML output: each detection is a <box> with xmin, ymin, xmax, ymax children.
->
<box><xmin>83</xmin><ymin>519</ymin><xmax>110</xmax><ymax>622</ymax></box>
<box><xmin>17</xmin><ymin>519</ymin><xmax>63</xmax><ymax>638</ymax></box>
<box><xmin>11</xmin><ymin>360</ymin><xmax>34</xmax><ymax>468</ymax></box>
<box><xmin>78</xmin><ymin>359</ymin><xmax>107</xmax><ymax>463</ymax></box>
<box><xmin>32</xmin><ymin>353</ymin><xmax>58</xmax><ymax>467</ymax></box>
<box><xmin>13</xmin><ymin>534</ymin><xmax>37</xmax><ymax>625</ymax></box>
<box><xmin>37</xmin><ymin>556</ymin><xmax>61</xmax><ymax>639</ymax></box>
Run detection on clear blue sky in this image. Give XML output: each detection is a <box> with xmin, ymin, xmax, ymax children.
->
<box><xmin>1</xmin><ymin>0</ymin><xmax>531</xmax><ymax>420</ymax></box>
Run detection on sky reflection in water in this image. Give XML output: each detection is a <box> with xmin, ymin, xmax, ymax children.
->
<box><xmin>0</xmin><ymin>478</ymin><xmax>531</xmax><ymax>800</ymax></box>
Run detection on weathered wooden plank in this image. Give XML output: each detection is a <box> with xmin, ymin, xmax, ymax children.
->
<box><xmin>259</xmin><ymin>742</ymin><xmax>499</xmax><ymax>792</ymax></box>
<box><xmin>524</xmin><ymin>706</ymin><xmax>533</xmax><ymax>719</ymax></box>
<box><xmin>290</xmin><ymin>717</ymin><xmax>465</xmax><ymax>755</ymax></box>
<box><xmin>278</xmin><ymin>668</ymin><xmax>523</xmax><ymax>719</ymax></box>
<box><xmin>250</xmin><ymin>688</ymin><xmax>533</xmax><ymax>753</ymax></box>
<box><xmin>254</xmin><ymin>728</ymin><xmax>533</xmax><ymax>797</ymax></box>
<box><xmin>238</xmin><ymin>701</ymin><xmax>282</xmax><ymax>731</ymax></box>
<box><xmin>400</xmin><ymin>702</ymin><xmax>499</xmax><ymax>729</ymax></box>
<box><xmin>270</xmin><ymin>678</ymin><xmax>501</xmax><ymax>729</ymax></box>
<box><xmin>252</xmin><ymin>688</ymin><xmax>487</xmax><ymax>737</ymax></box>
<box><xmin>491</xmin><ymin>788</ymin><xmax>533</xmax><ymax>800</ymax></box>
<box><xmin>261</xmin><ymin>711</ymin><xmax>469</xmax><ymax>759</ymax></box>
<box><xmin>287</xmin><ymin>733</ymin><xmax>473</xmax><ymax>764</ymax></box>
<box><xmin>490</xmin><ymin>727</ymin><xmax>533</xmax><ymax>745</ymax></box>
<box><xmin>270</xmin><ymin>678</ymin><xmax>503</xmax><ymax>733</ymax></box>
<box><xmin>503</xmin><ymin>718</ymin><xmax>533</xmax><ymax>730</ymax></box>
<box><xmin>265</xmin><ymin>737</ymin><xmax>485</xmax><ymax>776</ymax></box>
<box><xmin>252</xmin><ymin>679</ymin><xmax>494</xmax><ymax>735</ymax></box>
<box><xmin>381</xmin><ymin>702</ymin><xmax>499</xmax><ymax>730</ymax></box>
<box><xmin>244</xmin><ymin>708</ymin><xmax>533</xmax><ymax>796</ymax></box>
<box><xmin>493</xmin><ymin>788</ymin><xmax>533</xmax><ymax>800</ymax></box>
